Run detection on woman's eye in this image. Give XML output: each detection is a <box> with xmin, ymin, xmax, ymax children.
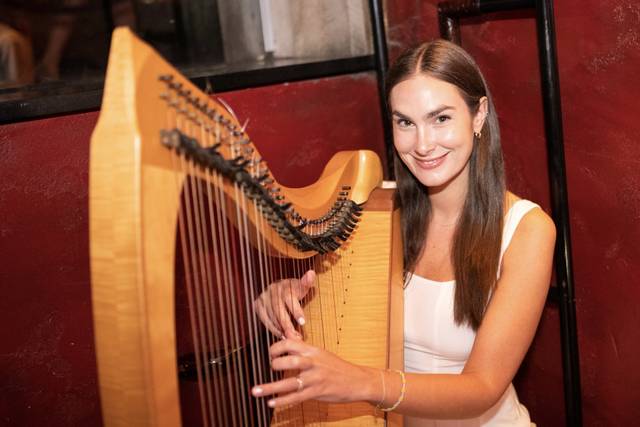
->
<box><xmin>435</xmin><ymin>115</ymin><xmax>451</xmax><ymax>124</ymax></box>
<box><xmin>396</xmin><ymin>118</ymin><xmax>413</xmax><ymax>128</ymax></box>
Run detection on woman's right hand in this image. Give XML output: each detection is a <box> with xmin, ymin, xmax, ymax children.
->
<box><xmin>253</xmin><ymin>270</ymin><xmax>316</xmax><ymax>340</ymax></box>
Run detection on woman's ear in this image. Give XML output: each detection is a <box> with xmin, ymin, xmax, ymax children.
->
<box><xmin>473</xmin><ymin>96</ymin><xmax>489</xmax><ymax>133</ymax></box>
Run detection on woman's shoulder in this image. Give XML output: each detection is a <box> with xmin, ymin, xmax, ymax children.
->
<box><xmin>503</xmin><ymin>191</ymin><xmax>556</xmax><ymax>249</ymax></box>
<box><xmin>498</xmin><ymin>192</ymin><xmax>555</xmax><ymax>285</ymax></box>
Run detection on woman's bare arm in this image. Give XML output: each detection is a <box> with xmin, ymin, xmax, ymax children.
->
<box><xmin>253</xmin><ymin>208</ymin><xmax>556</xmax><ymax>419</ymax></box>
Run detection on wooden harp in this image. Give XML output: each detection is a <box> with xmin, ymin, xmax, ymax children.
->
<box><xmin>89</xmin><ymin>28</ymin><xmax>403</xmax><ymax>427</ymax></box>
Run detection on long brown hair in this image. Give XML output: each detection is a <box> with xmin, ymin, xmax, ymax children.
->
<box><xmin>387</xmin><ymin>40</ymin><xmax>505</xmax><ymax>330</ymax></box>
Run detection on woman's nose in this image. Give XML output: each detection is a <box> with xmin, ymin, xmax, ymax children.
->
<box><xmin>414</xmin><ymin>128</ymin><xmax>435</xmax><ymax>156</ymax></box>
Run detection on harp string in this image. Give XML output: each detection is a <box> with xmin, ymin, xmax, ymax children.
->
<box><xmin>211</xmin><ymin>171</ymin><xmax>240</xmax><ymax>427</ymax></box>
<box><xmin>195</xmin><ymin>165</ymin><xmax>230</xmax><ymax>427</ymax></box>
<box><xmin>201</xmin><ymin>123</ymin><xmax>228</xmax><ymax>427</ymax></box>
<box><xmin>188</xmin><ymin>158</ymin><xmax>220</xmax><ymax>425</ymax></box>
<box><xmin>172</xmin><ymin>105</ymin><xmax>215</xmax><ymax>427</ymax></box>
<box><xmin>203</xmin><ymin>171</ymin><xmax>227</xmax><ymax>427</ymax></box>
<box><xmin>217</xmin><ymin>163</ymin><xmax>247</xmax><ymax>425</ymax></box>
<box><xmin>165</xmin><ymin>100</ymin><xmax>212</xmax><ymax>425</ymax></box>
<box><xmin>250</xmin><ymin>179</ymin><xmax>270</xmax><ymax>426</ymax></box>
<box><xmin>229</xmin><ymin>142</ymin><xmax>257</xmax><ymax>427</ymax></box>
<box><xmin>171</xmin><ymin>152</ymin><xmax>209</xmax><ymax>426</ymax></box>
<box><xmin>167</xmin><ymin>91</ymin><xmax>357</xmax><ymax>427</ymax></box>
<box><xmin>244</xmin><ymin>198</ymin><xmax>268</xmax><ymax>427</ymax></box>
<box><xmin>286</xmin><ymin>231</ymin><xmax>304</xmax><ymax>427</ymax></box>
<box><xmin>259</xmin><ymin>187</ymin><xmax>282</xmax><ymax>425</ymax></box>
<box><xmin>191</xmin><ymin>119</ymin><xmax>229</xmax><ymax>426</ymax></box>
<box><xmin>187</xmin><ymin>116</ymin><xmax>220</xmax><ymax>427</ymax></box>
<box><xmin>207</xmin><ymin>139</ymin><xmax>241</xmax><ymax>426</ymax></box>
<box><xmin>181</xmin><ymin>155</ymin><xmax>214</xmax><ymax>426</ymax></box>
<box><xmin>249</xmin><ymin>152</ymin><xmax>275</xmax><ymax>426</ymax></box>
<box><xmin>206</xmin><ymin>170</ymin><xmax>232</xmax><ymax>427</ymax></box>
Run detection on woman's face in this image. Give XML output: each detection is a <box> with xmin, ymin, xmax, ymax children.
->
<box><xmin>390</xmin><ymin>74</ymin><xmax>486</xmax><ymax>192</ymax></box>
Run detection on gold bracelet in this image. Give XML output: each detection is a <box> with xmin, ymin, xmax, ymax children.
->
<box><xmin>375</xmin><ymin>369</ymin><xmax>387</xmax><ymax>411</ymax></box>
<box><xmin>381</xmin><ymin>370</ymin><xmax>406</xmax><ymax>412</ymax></box>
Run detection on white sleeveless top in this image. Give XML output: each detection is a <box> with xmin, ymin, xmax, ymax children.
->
<box><xmin>404</xmin><ymin>199</ymin><xmax>540</xmax><ymax>426</ymax></box>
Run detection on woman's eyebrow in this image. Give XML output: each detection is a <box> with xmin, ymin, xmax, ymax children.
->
<box><xmin>391</xmin><ymin>106</ymin><xmax>455</xmax><ymax>121</ymax></box>
<box><xmin>426</xmin><ymin>105</ymin><xmax>455</xmax><ymax>118</ymax></box>
<box><xmin>391</xmin><ymin>111</ymin><xmax>411</xmax><ymax>119</ymax></box>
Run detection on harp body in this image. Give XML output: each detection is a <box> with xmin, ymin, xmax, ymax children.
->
<box><xmin>90</xmin><ymin>28</ymin><xmax>403</xmax><ymax>426</ymax></box>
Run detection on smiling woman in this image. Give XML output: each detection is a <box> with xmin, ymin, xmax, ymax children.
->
<box><xmin>252</xmin><ymin>39</ymin><xmax>556</xmax><ymax>426</ymax></box>
<box><xmin>390</xmin><ymin>75</ymin><xmax>486</xmax><ymax>192</ymax></box>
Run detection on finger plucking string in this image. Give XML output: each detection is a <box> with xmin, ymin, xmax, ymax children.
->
<box><xmin>269</xmin><ymin>338</ymin><xmax>305</xmax><ymax>359</ymax></box>
<box><xmin>274</xmin><ymin>283</ymin><xmax>298</xmax><ymax>338</ymax></box>
<box><xmin>253</xmin><ymin>299</ymin><xmax>283</xmax><ymax>337</ymax></box>
<box><xmin>251</xmin><ymin>375</ymin><xmax>303</xmax><ymax>398</ymax></box>
<box><xmin>269</xmin><ymin>354</ymin><xmax>311</xmax><ymax>372</ymax></box>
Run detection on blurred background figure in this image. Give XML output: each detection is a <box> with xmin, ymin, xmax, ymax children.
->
<box><xmin>0</xmin><ymin>0</ymin><xmax>135</xmax><ymax>87</ymax></box>
<box><xmin>0</xmin><ymin>22</ymin><xmax>34</xmax><ymax>88</ymax></box>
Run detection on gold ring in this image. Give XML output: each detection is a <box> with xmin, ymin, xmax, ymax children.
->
<box><xmin>295</xmin><ymin>376</ymin><xmax>304</xmax><ymax>392</ymax></box>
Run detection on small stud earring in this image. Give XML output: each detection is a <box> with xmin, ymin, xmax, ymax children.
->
<box><xmin>474</xmin><ymin>131</ymin><xmax>482</xmax><ymax>139</ymax></box>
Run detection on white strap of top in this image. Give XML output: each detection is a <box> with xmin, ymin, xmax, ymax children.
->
<box><xmin>498</xmin><ymin>199</ymin><xmax>541</xmax><ymax>275</ymax></box>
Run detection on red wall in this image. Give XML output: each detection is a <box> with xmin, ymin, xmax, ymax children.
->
<box><xmin>2</xmin><ymin>1</ymin><xmax>640</xmax><ymax>425</ymax></box>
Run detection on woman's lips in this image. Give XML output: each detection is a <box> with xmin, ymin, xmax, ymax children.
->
<box><xmin>414</xmin><ymin>152</ymin><xmax>449</xmax><ymax>170</ymax></box>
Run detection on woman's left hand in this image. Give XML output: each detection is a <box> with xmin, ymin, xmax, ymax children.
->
<box><xmin>251</xmin><ymin>338</ymin><xmax>378</xmax><ymax>408</ymax></box>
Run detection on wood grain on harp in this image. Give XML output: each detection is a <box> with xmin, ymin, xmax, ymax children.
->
<box><xmin>89</xmin><ymin>27</ymin><xmax>403</xmax><ymax>427</ymax></box>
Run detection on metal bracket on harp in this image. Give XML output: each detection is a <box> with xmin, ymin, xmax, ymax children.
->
<box><xmin>160</xmin><ymin>128</ymin><xmax>362</xmax><ymax>254</ymax></box>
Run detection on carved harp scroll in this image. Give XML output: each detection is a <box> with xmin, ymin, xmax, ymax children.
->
<box><xmin>90</xmin><ymin>27</ymin><xmax>403</xmax><ymax>427</ymax></box>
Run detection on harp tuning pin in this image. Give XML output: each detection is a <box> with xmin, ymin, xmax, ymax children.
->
<box><xmin>336</xmin><ymin>232</ymin><xmax>349</xmax><ymax>241</ymax></box>
<box><xmin>158</xmin><ymin>74</ymin><xmax>173</xmax><ymax>82</ymax></box>
<box><xmin>278</xmin><ymin>202</ymin><xmax>292</xmax><ymax>212</ymax></box>
<box><xmin>342</xmin><ymin>185</ymin><xmax>351</xmax><ymax>190</ymax></box>
<box><xmin>207</xmin><ymin>143</ymin><xmax>222</xmax><ymax>152</ymax></box>
<box><xmin>160</xmin><ymin>129</ymin><xmax>180</xmax><ymax>149</ymax></box>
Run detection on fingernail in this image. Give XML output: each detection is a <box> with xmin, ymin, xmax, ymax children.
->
<box><xmin>268</xmin><ymin>399</ymin><xmax>276</xmax><ymax>408</ymax></box>
<box><xmin>297</xmin><ymin>317</ymin><xmax>306</xmax><ymax>326</ymax></box>
<box><xmin>252</xmin><ymin>387</ymin><xmax>263</xmax><ymax>396</ymax></box>
<box><xmin>280</xmin><ymin>335</ymin><xmax>286</xmax><ymax>340</ymax></box>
